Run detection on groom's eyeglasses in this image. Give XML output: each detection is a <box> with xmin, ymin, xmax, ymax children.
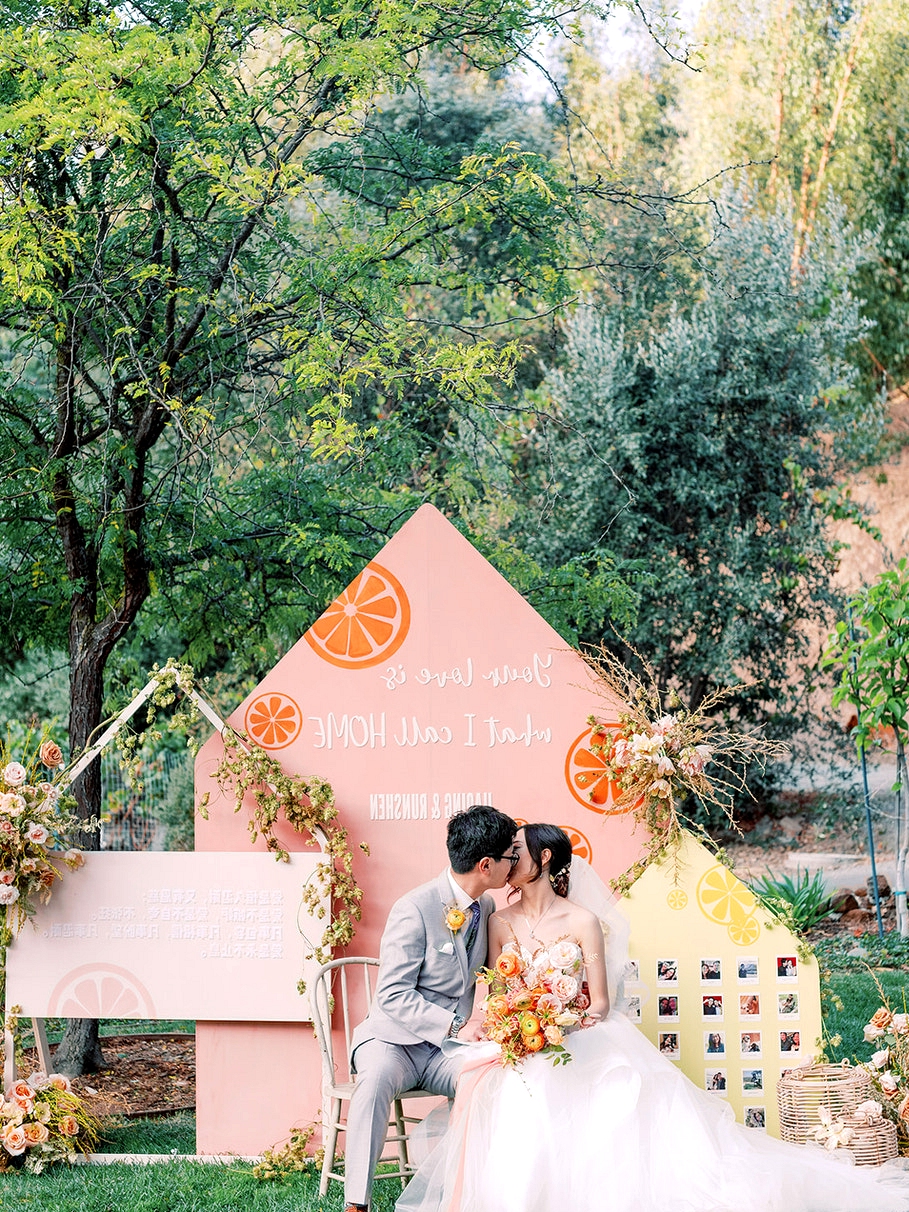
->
<box><xmin>490</xmin><ymin>852</ymin><xmax>518</xmax><ymax>866</ymax></box>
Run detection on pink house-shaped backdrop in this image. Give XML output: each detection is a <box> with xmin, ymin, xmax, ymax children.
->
<box><xmin>194</xmin><ymin>504</ymin><xmax>643</xmax><ymax>1154</ymax></box>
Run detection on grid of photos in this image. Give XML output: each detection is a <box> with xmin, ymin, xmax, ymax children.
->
<box><xmin>639</xmin><ymin>953</ymin><xmax>806</xmax><ymax>1127</ymax></box>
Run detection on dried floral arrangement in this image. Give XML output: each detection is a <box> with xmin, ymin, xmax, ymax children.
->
<box><xmin>577</xmin><ymin>643</ymin><xmax>788</xmax><ymax>892</ymax></box>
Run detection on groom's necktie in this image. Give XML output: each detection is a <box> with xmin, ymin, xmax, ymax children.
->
<box><xmin>463</xmin><ymin>900</ymin><xmax>481</xmax><ymax>954</ymax></box>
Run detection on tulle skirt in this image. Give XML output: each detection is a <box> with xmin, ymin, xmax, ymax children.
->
<box><xmin>396</xmin><ymin>1012</ymin><xmax>909</xmax><ymax>1212</ymax></box>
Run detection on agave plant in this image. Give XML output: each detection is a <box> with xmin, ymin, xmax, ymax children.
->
<box><xmin>751</xmin><ymin>868</ymin><xmax>834</xmax><ymax>933</ymax></box>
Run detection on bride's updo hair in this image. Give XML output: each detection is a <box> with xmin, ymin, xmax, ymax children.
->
<box><xmin>524</xmin><ymin>823</ymin><xmax>572</xmax><ymax>898</ymax></box>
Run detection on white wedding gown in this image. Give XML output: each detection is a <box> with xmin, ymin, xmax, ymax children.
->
<box><xmin>396</xmin><ymin>977</ymin><xmax>909</xmax><ymax>1212</ymax></box>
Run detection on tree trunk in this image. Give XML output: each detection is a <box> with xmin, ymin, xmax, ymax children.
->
<box><xmin>51</xmin><ymin>1016</ymin><xmax>105</xmax><ymax>1076</ymax></box>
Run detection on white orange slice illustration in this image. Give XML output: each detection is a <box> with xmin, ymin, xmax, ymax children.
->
<box><xmin>48</xmin><ymin>963</ymin><xmax>156</xmax><ymax>1018</ymax></box>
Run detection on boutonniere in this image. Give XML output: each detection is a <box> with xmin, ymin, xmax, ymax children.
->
<box><xmin>444</xmin><ymin>902</ymin><xmax>466</xmax><ymax>935</ymax></box>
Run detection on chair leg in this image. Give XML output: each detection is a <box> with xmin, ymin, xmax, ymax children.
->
<box><xmin>393</xmin><ymin>1097</ymin><xmax>409</xmax><ymax>1183</ymax></box>
<box><xmin>320</xmin><ymin>1097</ymin><xmax>342</xmax><ymax>1197</ymax></box>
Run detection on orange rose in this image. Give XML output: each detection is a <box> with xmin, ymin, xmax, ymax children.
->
<box><xmin>39</xmin><ymin>742</ymin><xmax>64</xmax><ymax>770</ymax></box>
<box><xmin>2</xmin><ymin>1125</ymin><xmax>26</xmax><ymax>1156</ymax></box>
<box><xmin>58</xmin><ymin>1116</ymin><xmax>79</xmax><ymax>1138</ymax></box>
<box><xmin>495</xmin><ymin>952</ymin><xmax>523</xmax><ymax>979</ymax></box>
<box><xmin>524</xmin><ymin>1032</ymin><xmax>545</xmax><ymax>1052</ymax></box>
<box><xmin>22</xmin><ymin>1122</ymin><xmax>48</xmax><ymax>1145</ymax></box>
<box><xmin>871</xmin><ymin>1008</ymin><xmax>893</xmax><ymax>1030</ymax></box>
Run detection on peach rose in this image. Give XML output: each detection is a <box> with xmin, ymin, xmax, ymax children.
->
<box><xmin>22</xmin><ymin>1122</ymin><xmax>48</xmax><ymax>1145</ymax></box>
<box><xmin>2</xmin><ymin>1125</ymin><xmax>27</xmax><ymax>1156</ymax></box>
<box><xmin>543</xmin><ymin>1025</ymin><xmax>563</xmax><ymax>1046</ymax></box>
<box><xmin>63</xmin><ymin>849</ymin><xmax>85</xmax><ymax>869</ymax></box>
<box><xmin>879</xmin><ymin>1072</ymin><xmax>899</xmax><ymax>1096</ymax></box>
<box><xmin>893</xmin><ymin>1013</ymin><xmax>909</xmax><ymax>1035</ymax></box>
<box><xmin>535</xmin><ymin>993</ymin><xmax>563</xmax><ymax>1017</ymax></box>
<box><xmin>48</xmin><ymin>1074</ymin><xmax>71</xmax><ymax>1092</ymax></box>
<box><xmin>58</xmin><ymin>1115</ymin><xmax>79</xmax><ymax>1137</ymax></box>
<box><xmin>25</xmin><ymin>822</ymin><xmax>49</xmax><ymax>846</ymax></box>
<box><xmin>10</xmin><ymin>1082</ymin><xmax>34</xmax><ymax>1102</ymax></box>
<box><xmin>39</xmin><ymin>742</ymin><xmax>64</xmax><ymax>770</ymax></box>
<box><xmin>551</xmin><ymin>974</ymin><xmax>578</xmax><ymax>1002</ymax></box>
<box><xmin>870</xmin><ymin>1008</ymin><xmax>893</xmax><ymax>1030</ymax></box>
<box><xmin>864</xmin><ymin>1023</ymin><xmax>886</xmax><ymax>1042</ymax></box>
<box><xmin>898</xmin><ymin>1093</ymin><xmax>909</xmax><ymax>1123</ymax></box>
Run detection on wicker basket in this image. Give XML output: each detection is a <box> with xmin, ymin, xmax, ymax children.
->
<box><xmin>777</xmin><ymin>1061</ymin><xmax>873</xmax><ymax>1145</ymax></box>
<box><xmin>843</xmin><ymin>1117</ymin><xmax>899</xmax><ymax>1167</ymax></box>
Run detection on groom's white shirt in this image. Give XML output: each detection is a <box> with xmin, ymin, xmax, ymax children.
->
<box><xmin>350</xmin><ymin>869</ymin><xmax>493</xmax><ymax>1057</ymax></box>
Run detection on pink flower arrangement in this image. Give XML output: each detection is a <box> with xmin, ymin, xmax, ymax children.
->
<box><xmin>859</xmin><ymin>1004</ymin><xmax>909</xmax><ymax>1142</ymax></box>
<box><xmin>0</xmin><ymin>734</ymin><xmax>85</xmax><ymax>930</ymax></box>
<box><xmin>0</xmin><ymin>1070</ymin><xmax>100</xmax><ymax>1172</ymax></box>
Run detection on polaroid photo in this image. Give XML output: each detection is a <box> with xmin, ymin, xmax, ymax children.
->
<box><xmin>744</xmin><ymin>1106</ymin><xmax>766</xmax><ymax>1130</ymax></box>
<box><xmin>658</xmin><ymin>995</ymin><xmax>680</xmax><ymax>1022</ymax></box>
<box><xmin>739</xmin><ymin>993</ymin><xmax>761</xmax><ymax>1018</ymax></box>
<box><xmin>779</xmin><ymin>1030</ymin><xmax>801</xmax><ymax>1055</ymax></box>
<box><xmin>704</xmin><ymin>1030</ymin><xmax>726</xmax><ymax>1058</ymax></box>
<box><xmin>700</xmin><ymin>958</ymin><xmax>722</xmax><ymax>984</ymax></box>
<box><xmin>777</xmin><ymin>992</ymin><xmax>800</xmax><ymax>1019</ymax></box>
<box><xmin>737</xmin><ymin>957</ymin><xmax>759</xmax><ymax>984</ymax></box>
<box><xmin>625</xmin><ymin>959</ymin><xmax>640</xmax><ymax>983</ymax></box>
<box><xmin>776</xmin><ymin>955</ymin><xmax>798</xmax><ymax>982</ymax></box>
<box><xmin>702</xmin><ymin>994</ymin><xmax>724</xmax><ymax>1020</ymax></box>
<box><xmin>705</xmin><ymin>1068</ymin><xmax>728</xmax><ymax>1095</ymax></box>
<box><xmin>740</xmin><ymin>1030</ymin><xmax>763</xmax><ymax>1058</ymax></box>
<box><xmin>626</xmin><ymin>996</ymin><xmax>642</xmax><ymax>1023</ymax></box>
<box><xmin>742</xmin><ymin>1068</ymin><xmax>764</xmax><ymax>1093</ymax></box>
<box><xmin>659</xmin><ymin>1032</ymin><xmax>681</xmax><ymax>1060</ymax></box>
<box><xmin>657</xmin><ymin>958</ymin><xmax>679</xmax><ymax>986</ymax></box>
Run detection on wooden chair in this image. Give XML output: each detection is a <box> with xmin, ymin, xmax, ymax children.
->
<box><xmin>309</xmin><ymin>956</ymin><xmax>444</xmax><ymax>1197</ymax></box>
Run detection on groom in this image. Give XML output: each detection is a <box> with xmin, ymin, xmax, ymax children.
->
<box><xmin>343</xmin><ymin>803</ymin><xmax>518</xmax><ymax>1212</ymax></box>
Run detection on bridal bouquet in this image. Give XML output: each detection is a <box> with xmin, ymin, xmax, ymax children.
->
<box><xmin>477</xmin><ymin>940</ymin><xmax>591</xmax><ymax>1068</ymax></box>
<box><xmin>0</xmin><ymin>735</ymin><xmax>85</xmax><ymax>931</ymax></box>
<box><xmin>0</xmin><ymin>1072</ymin><xmax>101</xmax><ymax>1173</ymax></box>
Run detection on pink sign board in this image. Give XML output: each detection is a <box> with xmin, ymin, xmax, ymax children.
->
<box><xmin>195</xmin><ymin>505</ymin><xmax>644</xmax><ymax>1154</ymax></box>
<box><xmin>7</xmin><ymin>852</ymin><xmax>326</xmax><ymax>1021</ymax></box>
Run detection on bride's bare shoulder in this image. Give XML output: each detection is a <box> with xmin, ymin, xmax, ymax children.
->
<box><xmin>564</xmin><ymin>900</ymin><xmax>601</xmax><ymax>929</ymax></box>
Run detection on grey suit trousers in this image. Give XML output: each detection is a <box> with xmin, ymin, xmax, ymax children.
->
<box><xmin>344</xmin><ymin>1038</ymin><xmax>463</xmax><ymax>1206</ymax></box>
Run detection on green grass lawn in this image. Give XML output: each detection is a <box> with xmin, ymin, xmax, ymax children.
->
<box><xmin>7</xmin><ymin>949</ymin><xmax>909</xmax><ymax>1210</ymax></box>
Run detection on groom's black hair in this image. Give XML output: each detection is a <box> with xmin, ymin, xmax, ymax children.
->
<box><xmin>447</xmin><ymin>805</ymin><xmax>517</xmax><ymax>873</ymax></box>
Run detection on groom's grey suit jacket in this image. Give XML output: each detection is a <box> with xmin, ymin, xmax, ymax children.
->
<box><xmin>351</xmin><ymin>870</ymin><xmax>494</xmax><ymax>1056</ymax></box>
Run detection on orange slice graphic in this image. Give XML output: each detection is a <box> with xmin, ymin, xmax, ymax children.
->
<box><xmin>305</xmin><ymin>562</ymin><xmax>410</xmax><ymax>669</ymax></box>
<box><xmin>245</xmin><ymin>692</ymin><xmax>303</xmax><ymax>750</ymax></box>
<box><xmin>564</xmin><ymin>727</ymin><xmax>630</xmax><ymax>814</ymax></box>
<box><xmin>562</xmin><ymin>825</ymin><xmax>593</xmax><ymax>862</ymax></box>
<box><xmin>48</xmin><ymin>963</ymin><xmax>156</xmax><ymax>1017</ymax></box>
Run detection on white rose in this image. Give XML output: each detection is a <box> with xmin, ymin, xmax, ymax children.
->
<box><xmin>892</xmin><ymin>1014</ymin><xmax>909</xmax><ymax>1036</ymax></box>
<box><xmin>548</xmin><ymin>940</ymin><xmax>582</xmax><ymax>970</ymax></box>
<box><xmin>2</xmin><ymin>763</ymin><xmax>26</xmax><ymax>787</ymax></box>
<box><xmin>0</xmin><ymin>886</ymin><xmax>20</xmax><ymax>905</ymax></box>
<box><xmin>864</xmin><ymin>1023</ymin><xmax>886</xmax><ymax>1042</ymax></box>
<box><xmin>551</xmin><ymin>974</ymin><xmax>579</xmax><ymax>1002</ymax></box>
<box><xmin>879</xmin><ymin>1072</ymin><xmax>899</xmax><ymax>1096</ymax></box>
<box><xmin>871</xmin><ymin>1048</ymin><xmax>891</xmax><ymax>1071</ymax></box>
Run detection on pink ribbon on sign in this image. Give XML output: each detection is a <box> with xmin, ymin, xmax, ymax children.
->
<box><xmin>443</xmin><ymin>1045</ymin><xmax>501</xmax><ymax>1212</ymax></box>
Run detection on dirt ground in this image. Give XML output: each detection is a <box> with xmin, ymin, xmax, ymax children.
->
<box><xmin>23</xmin><ymin>1033</ymin><xmax>195</xmax><ymax>1119</ymax></box>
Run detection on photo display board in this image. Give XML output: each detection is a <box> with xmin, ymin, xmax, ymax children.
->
<box><xmin>622</xmin><ymin>831</ymin><xmax>822</xmax><ymax>1136</ymax></box>
<box><xmin>7</xmin><ymin>851</ymin><xmax>326</xmax><ymax>1022</ymax></box>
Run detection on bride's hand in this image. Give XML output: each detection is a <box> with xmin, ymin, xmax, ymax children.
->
<box><xmin>461</xmin><ymin>1018</ymin><xmax>487</xmax><ymax>1042</ymax></box>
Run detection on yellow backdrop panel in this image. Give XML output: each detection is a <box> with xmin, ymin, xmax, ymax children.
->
<box><xmin>621</xmin><ymin>830</ymin><xmax>821</xmax><ymax>1137</ymax></box>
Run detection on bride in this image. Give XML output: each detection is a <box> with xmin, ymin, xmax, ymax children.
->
<box><xmin>396</xmin><ymin>823</ymin><xmax>909</xmax><ymax>1212</ymax></box>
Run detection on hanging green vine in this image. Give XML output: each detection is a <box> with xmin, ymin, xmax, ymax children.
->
<box><xmin>114</xmin><ymin>660</ymin><xmax>362</xmax><ymax>977</ymax></box>
<box><xmin>199</xmin><ymin>727</ymin><xmax>362</xmax><ymax>974</ymax></box>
